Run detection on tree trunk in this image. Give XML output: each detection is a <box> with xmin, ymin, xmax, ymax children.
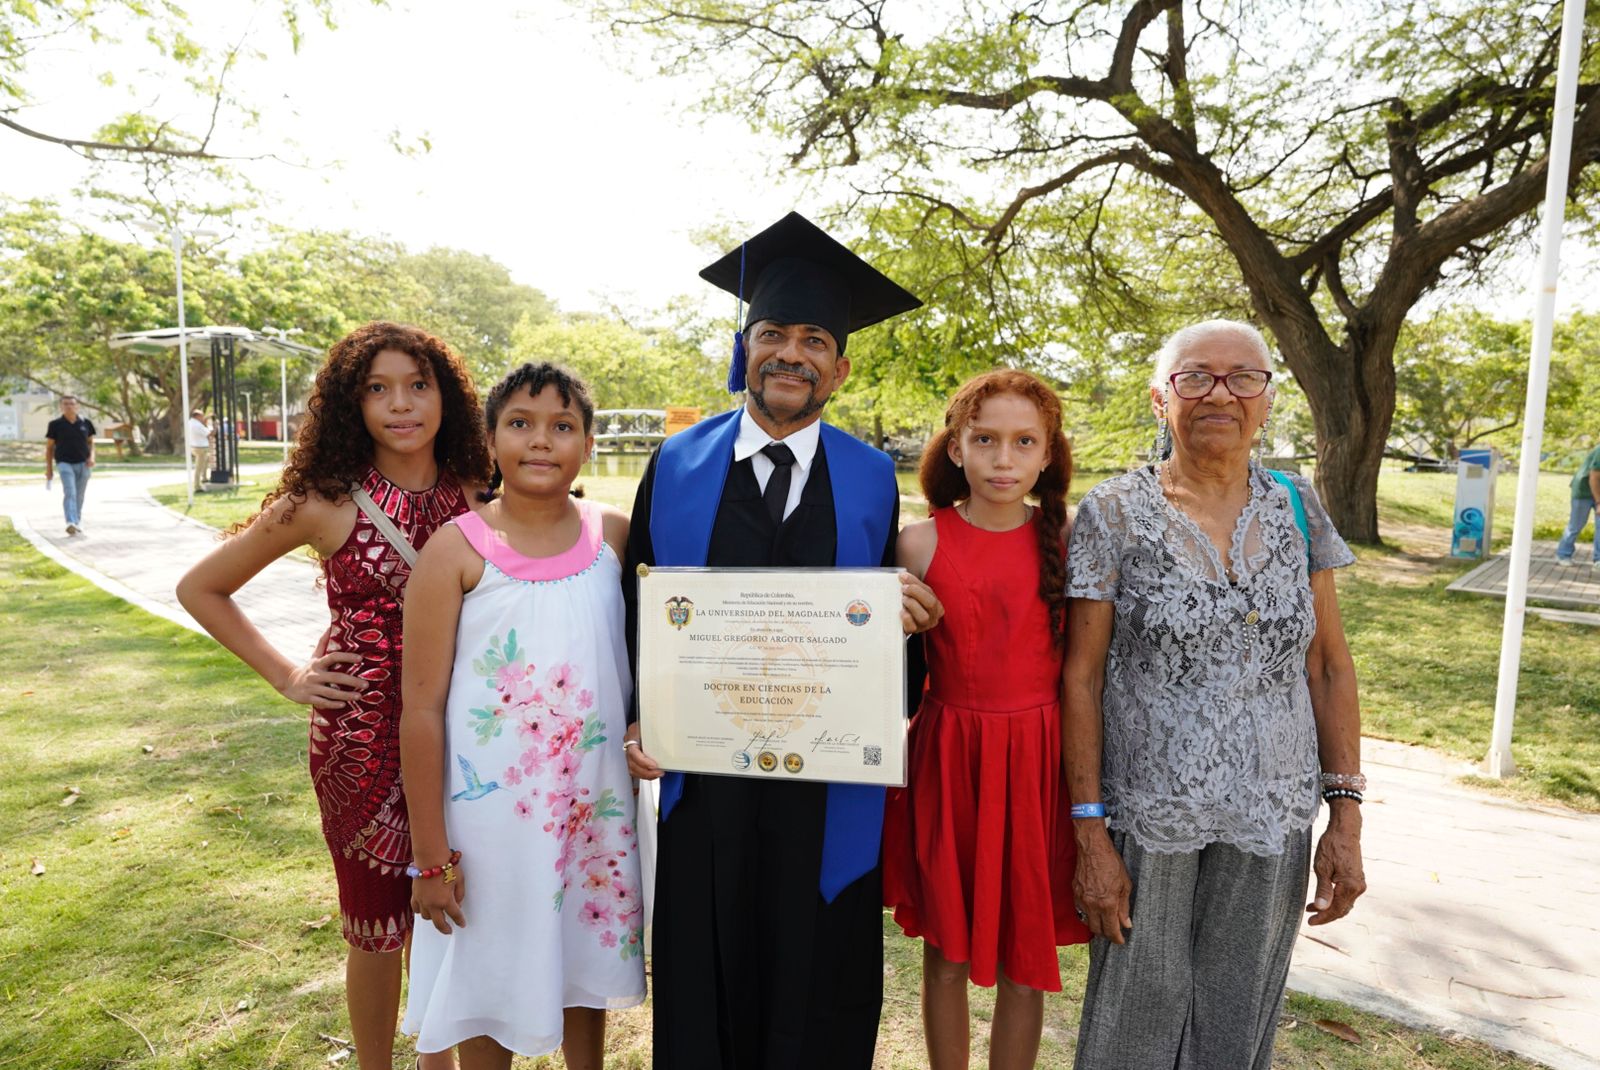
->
<box><xmin>1289</xmin><ymin>332</ymin><xmax>1397</xmax><ymax>545</ymax></box>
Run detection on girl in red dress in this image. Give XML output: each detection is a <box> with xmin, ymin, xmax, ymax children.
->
<box><xmin>882</xmin><ymin>369</ymin><xmax>1090</xmax><ymax>1070</ymax></box>
<box><xmin>178</xmin><ymin>322</ymin><xmax>490</xmax><ymax>1070</ymax></box>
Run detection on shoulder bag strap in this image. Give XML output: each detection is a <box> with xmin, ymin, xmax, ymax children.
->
<box><xmin>1265</xmin><ymin>468</ymin><xmax>1311</xmax><ymax>555</ymax></box>
<box><xmin>350</xmin><ymin>484</ymin><xmax>418</xmax><ymax>567</ymax></box>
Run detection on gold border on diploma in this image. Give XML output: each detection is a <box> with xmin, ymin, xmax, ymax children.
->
<box><xmin>637</xmin><ymin>567</ymin><xmax>907</xmax><ymax>787</ymax></box>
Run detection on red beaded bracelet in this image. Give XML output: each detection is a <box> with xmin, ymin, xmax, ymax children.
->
<box><xmin>406</xmin><ymin>849</ymin><xmax>462</xmax><ymax>880</ymax></box>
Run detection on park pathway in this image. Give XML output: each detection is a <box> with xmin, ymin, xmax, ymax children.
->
<box><xmin>0</xmin><ymin>464</ymin><xmax>326</xmax><ymax>657</ymax></box>
<box><xmin>2</xmin><ymin>467</ymin><xmax>1599</xmax><ymax>1069</ymax></box>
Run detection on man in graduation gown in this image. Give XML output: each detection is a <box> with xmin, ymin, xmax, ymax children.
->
<box><xmin>621</xmin><ymin>212</ymin><xmax>942</xmax><ymax>1070</ymax></box>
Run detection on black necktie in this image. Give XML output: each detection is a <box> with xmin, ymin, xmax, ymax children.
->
<box><xmin>761</xmin><ymin>442</ymin><xmax>796</xmax><ymax>526</ymax></box>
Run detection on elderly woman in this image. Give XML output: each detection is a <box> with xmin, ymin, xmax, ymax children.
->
<box><xmin>1063</xmin><ymin>319</ymin><xmax>1366</xmax><ymax>1070</ymax></box>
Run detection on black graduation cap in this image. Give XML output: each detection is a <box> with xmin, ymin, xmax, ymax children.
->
<box><xmin>699</xmin><ymin>212</ymin><xmax>923</xmax><ymax>391</ymax></box>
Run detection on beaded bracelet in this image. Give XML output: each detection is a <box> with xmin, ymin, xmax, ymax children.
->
<box><xmin>406</xmin><ymin>849</ymin><xmax>462</xmax><ymax>880</ymax></box>
<box><xmin>1320</xmin><ymin>772</ymin><xmax>1368</xmax><ymax>792</ymax></box>
<box><xmin>1321</xmin><ymin>788</ymin><xmax>1364</xmax><ymax>804</ymax></box>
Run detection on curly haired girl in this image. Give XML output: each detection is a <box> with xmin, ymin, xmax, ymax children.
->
<box><xmin>179</xmin><ymin>321</ymin><xmax>490</xmax><ymax>1070</ymax></box>
<box><xmin>881</xmin><ymin>368</ymin><xmax>1088</xmax><ymax>1070</ymax></box>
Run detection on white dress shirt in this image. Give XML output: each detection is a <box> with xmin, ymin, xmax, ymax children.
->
<box><xmin>732</xmin><ymin>408</ymin><xmax>821</xmax><ymax>522</ymax></box>
<box><xmin>186</xmin><ymin>417</ymin><xmax>212</xmax><ymax>449</ymax></box>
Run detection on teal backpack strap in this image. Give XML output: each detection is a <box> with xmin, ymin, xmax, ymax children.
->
<box><xmin>1266</xmin><ymin>468</ymin><xmax>1311</xmax><ymax>554</ymax></box>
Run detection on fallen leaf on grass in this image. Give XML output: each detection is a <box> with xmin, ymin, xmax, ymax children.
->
<box><xmin>29</xmin><ymin>858</ymin><xmax>44</xmax><ymax>876</ymax></box>
<box><xmin>113</xmin><ymin>827</ymin><xmax>131</xmax><ymax>838</ymax></box>
<box><xmin>1313</xmin><ymin>1018</ymin><xmax>1362</xmax><ymax>1044</ymax></box>
<box><xmin>59</xmin><ymin>794</ymin><xmax>78</xmax><ymax>808</ymax></box>
<box><xmin>141</xmin><ymin>745</ymin><xmax>154</xmax><ymax>754</ymax></box>
<box><xmin>209</xmin><ymin>805</ymin><xmax>243</xmax><ymax>819</ymax></box>
<box><xmin>301</xmin><ymin>914</ymin><xmax>332</xmax><ymax>931</ymax></box>
<box><xmin>235</xmin><ymin>996</ymin><xmax>255</xmax><ymax>1011</ymax></box>
<box><xmin>19</xmin><ymin>690</ymin><xmax>33</xmax><ymax>697</ymax></box>
<box><xmin>327</xmin><ymin>1051</ymin><xmax>351</xmax><ymax>1064</ymax></box>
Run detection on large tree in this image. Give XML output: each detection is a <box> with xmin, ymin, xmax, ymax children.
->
<box><xmin>602</xmin><ymin>0</ymin><xmax>1600</xmax><ymax>540</ymax></box>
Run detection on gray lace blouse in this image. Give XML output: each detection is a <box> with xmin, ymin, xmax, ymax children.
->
<box><xmin>1067</xmin><ymin>463</ymin><xmax>1355</xmax><ymax>856</ymax></box>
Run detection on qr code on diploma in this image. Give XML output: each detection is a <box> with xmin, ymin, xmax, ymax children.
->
<box><xmin>863</xmin><ymin>745</ymin><xmax>882</xmax><ymax>767</ymax></box>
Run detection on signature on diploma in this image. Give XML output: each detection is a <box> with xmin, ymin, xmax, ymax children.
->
<box><xmin>809</xmin><ymin>730</ymin><xmax>861</xmax><ymax>753</ymax></box>
<box><xmin>745</xmin><ymin>729</ymin><xmax>788</xmax><ymax>752</ymax></box>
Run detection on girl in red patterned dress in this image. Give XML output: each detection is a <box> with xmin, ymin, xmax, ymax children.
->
<box><xmin>881</xmin><ymin>369</ymin><xmax>1090</xmax><ymax>1070</ymax></box>
<box><xmin>179</xmin><ymin>322</ymin><xmax>490</xmax><ymax>1070</ymax></box>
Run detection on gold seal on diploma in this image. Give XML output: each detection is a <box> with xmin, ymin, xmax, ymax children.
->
<box><xmin>783</xmin><ymin>753</ymin><xmax>804</xmax><ymax>774</ymax></box>
<box><xmin>757</xmin><ymin>751</ymin><xmax>778</xmax><ymax>772</ymax></box>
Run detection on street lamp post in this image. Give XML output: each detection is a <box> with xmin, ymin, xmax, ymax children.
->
<box><xmin>241</xmin><ymin>390</ymin><xmax>252</xmax><ymax>442</ymax></box>
<box><xmin>261</xmin><ymin>325</ymin><xmax>305</xmax><ymax>461</ymax></box>
<box><xmin>135</xmin><ymin>219</ymin><xmax>217</xmax><ymax>507</ymax></box>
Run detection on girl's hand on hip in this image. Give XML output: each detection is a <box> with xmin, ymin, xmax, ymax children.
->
<box><xmin>277</xmin><ymin>651</ymin><xmax>365</xmax><ymax>708</ymax></box>
<box><xmin>412</xmin><ymin>869</ymin><xmax>466</xmax><ymax>935</ymax></box>
<box><xmin>1074</xmin><ymin>828</ymin><xmax>1134</xmax><ymax>944</ymax></box>
<box><xmin>623</xmin><ymin>722</ymin><xmax>663</xmax><ymax>781</ymax></box>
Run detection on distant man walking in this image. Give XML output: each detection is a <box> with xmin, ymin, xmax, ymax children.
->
<box><xmin>44</xmin><ymin>395</ymin><xmax>95</xmax><ymax>535</ymax></box>
<box><xmin>1556</xmin><ymin>441</ymin><xmax>1600</xmax><ymax>568</ymax></box>
<box><xmin>186</xmin><ymin>409</ymin><xmax>212</xmax><ymax>492</ymax></box>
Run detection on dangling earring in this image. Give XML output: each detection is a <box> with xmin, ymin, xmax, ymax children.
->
<box><xmin>1155</xmin><ymin>406</ymin><xmax>1171</xmax><ymax>461</ymax></box>
<box><xmin>1256</xmin><ymin>402</ymin><xmax>1273</xmax><ymax>462</ymax></box>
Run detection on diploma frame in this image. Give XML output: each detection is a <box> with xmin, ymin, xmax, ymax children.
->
<box><xmin>636</xmin><ymin>566</ymin><xmax>908</xmax><ymax>787</ymax></box>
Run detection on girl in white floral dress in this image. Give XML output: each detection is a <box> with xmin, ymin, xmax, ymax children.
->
<box><xmin>400</xmin><ymin>363</ymin><xmax>644</xmax><ymax>1068</ymax></box>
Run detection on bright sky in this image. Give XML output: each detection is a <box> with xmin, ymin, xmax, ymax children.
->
<box><xmin>2</xmin><ymin>0</ymin><xmax>1593</xmax><ymax>323</ymax></box>
<box><xmin>2</xmin><ymin>0</ymin><xmax>826</xmax><ymax>316</ymax></box>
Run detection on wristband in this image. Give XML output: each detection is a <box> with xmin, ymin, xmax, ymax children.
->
<box><xmin>1070</xmin><ymin>802</ymin><xmax>1107</xmax><ymax>819</ymax></box>
<box><xmin>406</xmin><ymin>848</ymin><xmax>462</xmax><ymax>879</ymax></box>
<box><xmin>1319</xmin><ymin>772</ymin><xmax>1367</xmax><ymax>792</ymax></box>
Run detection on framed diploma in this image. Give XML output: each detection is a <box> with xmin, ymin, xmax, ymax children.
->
<box><xmin>637</xmin><ymin>566</ymin><xmax>907</xmax><ymax>787</ymax></box>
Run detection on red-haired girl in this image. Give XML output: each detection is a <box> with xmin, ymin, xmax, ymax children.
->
<box><xmin>178</xmin><ymin>321</ymin><xmax>491</xmax><ymax>1070</ymax></box>
<box><xmin>882</xmin><ymin>368</ymin><xmax>1090</xmax><ymax>1070</ymax></box>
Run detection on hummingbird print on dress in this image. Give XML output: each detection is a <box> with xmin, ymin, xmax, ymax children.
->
<box><xmin>451</xmin><ymin>755</ymin><xmax>503</xmax><ymax>802</ymax></box>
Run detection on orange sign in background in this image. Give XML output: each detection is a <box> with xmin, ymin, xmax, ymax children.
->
<box><xmin>664</xmin><ymin>407</ymin><xmax>701</xmax><ymax>436</ymax></box>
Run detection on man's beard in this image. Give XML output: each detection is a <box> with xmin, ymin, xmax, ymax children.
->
<box><xmin>748</xmin><ymin>361</ymin><xmax>828</xmax><ymax>427</ymax></box>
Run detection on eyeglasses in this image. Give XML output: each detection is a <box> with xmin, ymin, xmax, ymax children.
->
<box><xmin>1167</xmin><ymin>369</ymin><xmax>1273</xmax><ymax>400</ymax></box>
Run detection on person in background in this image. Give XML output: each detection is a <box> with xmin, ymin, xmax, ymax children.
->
<box><xmin>186</xmin><ymin>409</ymin><xmax>213</xmax><ymax>492</ymax></box>
<box><xmin>44</xmin><ymin>394</ymin><xmax>95</xmax><ymax>536</ymax></box>
<box><xmin>1556</xmin><ymin>441</ymin><xmax>1600</xmax><ymax>568</ymax></box>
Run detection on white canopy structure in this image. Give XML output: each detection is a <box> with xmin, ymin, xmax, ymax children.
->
<box><xmin>109</xmin><ymin>325</ymin><xmax>321</xmax><ymax>496</ymax></box>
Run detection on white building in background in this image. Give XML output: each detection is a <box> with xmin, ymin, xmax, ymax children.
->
<box><xmin>0</xmin><ymin>384</ymin><xmax>57</xmax><ymax>441</ymax></box>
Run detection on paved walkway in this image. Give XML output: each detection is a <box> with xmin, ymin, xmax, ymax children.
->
<box><xmin>3</xmin><ymin>468</ymin><xmax>1599</xmax><ymax>1069</ymax></box>
<box><xmin>1448</xmin><ymin>541</ymin><xmax>1600</xmax><ymax>612</ymax></box>
<box><xmin>0</xmin><ymin>465</ymin><xmax>326</xmax><ymax>657</ymax></box>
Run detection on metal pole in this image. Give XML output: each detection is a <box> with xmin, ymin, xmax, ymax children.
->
<box><xmin>173</xmin><ymin>226</ymin><xmax>192</xmax><ymax>507</ymax></box>
<box><xmin>280</xmin><ymin>357</ymin><xmax>290</xmax><ymax>461</ymax></box>
<box><xmin>1486</xmin><ymin>0</ymin><xmax>1586</xmax><ymax>778</ymax></box>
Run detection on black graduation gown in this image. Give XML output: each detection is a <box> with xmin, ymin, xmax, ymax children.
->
<box><xmin>623</xmin><ymin>440</ymin><xmax>897</xmax><ymax>1070</ymax></box>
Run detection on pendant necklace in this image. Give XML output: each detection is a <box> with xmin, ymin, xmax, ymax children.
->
<box><xmin>1161</xmin><ymin>461</ymin><xmax>1260</xmax><ymax>659</ymax></box>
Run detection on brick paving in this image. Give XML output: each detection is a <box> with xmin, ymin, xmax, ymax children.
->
<box><xmin>3</xmin><ymin>467</ymin><xmax>1598</xmax><ymax>1069</ymax></box>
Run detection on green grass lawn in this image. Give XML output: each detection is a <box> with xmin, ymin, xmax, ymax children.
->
<box><xmin>0</xmin><ymin>441</ymin><xmax>291</xmax><ymax>469</ymax></box>
<box><xmin>150</xmin><ymin>476</ymin><xmax>280</xmax><ymax>532</ymax></box>
<box><xmin>0</xmin><ymin>518</ymin><xmax>1543</xmax><ymax>1069</ymax></box>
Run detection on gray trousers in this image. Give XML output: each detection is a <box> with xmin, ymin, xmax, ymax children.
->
<box><xmin>1074</xmin><ymin>828</ymin><xmax>1312</xmax><ymax>1070</ymax></box>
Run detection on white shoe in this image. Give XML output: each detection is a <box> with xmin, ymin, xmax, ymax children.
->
<box><xmin>1557</xmin><ymin>557</ymin><xmax>1575</xmax><ymax>566</ymax></box>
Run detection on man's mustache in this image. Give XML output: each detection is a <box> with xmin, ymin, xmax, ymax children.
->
<box><xmin>758</xmin><ymin>361</ymin><xmax>819</xmax><ymax>385</ymax></box>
